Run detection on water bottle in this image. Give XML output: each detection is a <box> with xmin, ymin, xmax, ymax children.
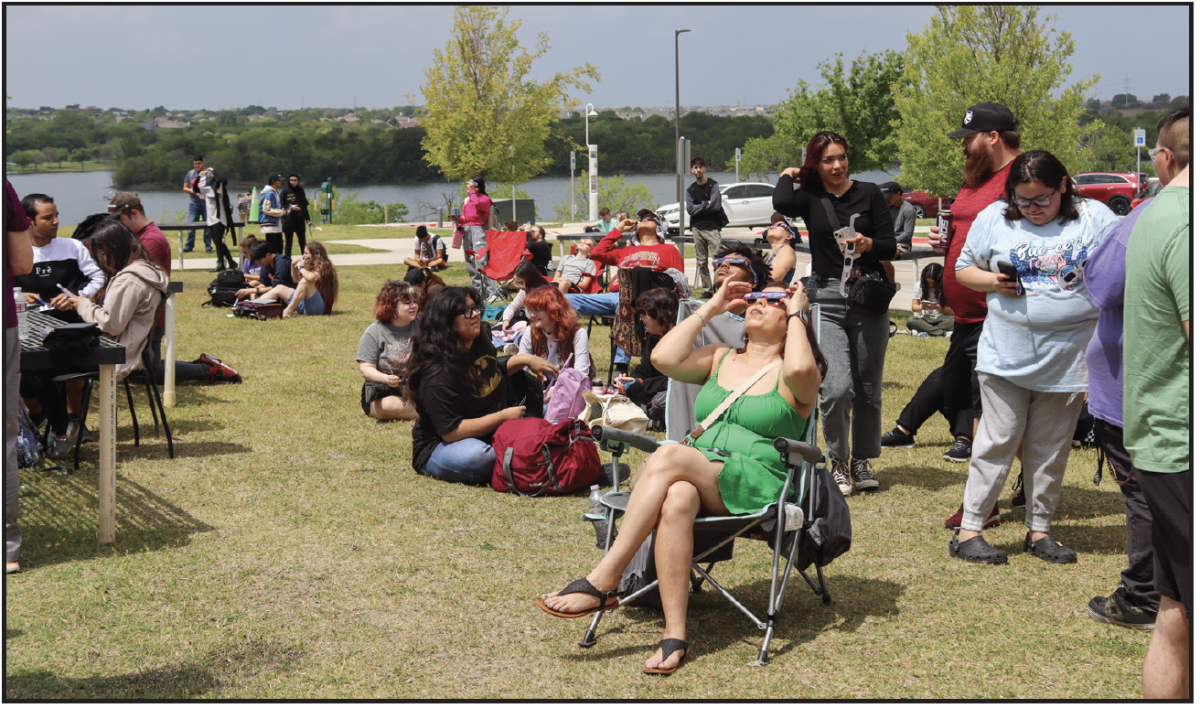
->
<box><xmin>13</xmin><ymin>288</ymin><xmax>27</xmax><ymax>339</ymax></box>
<box><xmin>587</xmin><ymin>484</ymin><xmax>609</xmax><ymax>550</ymax></box>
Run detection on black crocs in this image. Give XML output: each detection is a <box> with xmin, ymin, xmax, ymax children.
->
<box><xmin>1024</xmin><ymin>533</ymin><xmax>1077</xmax><ymax>564</ymax></box>
<box><xmin>949</xmin><ymin>533</ymin><xmax>1009</xmax><ymax>565</ymax></box>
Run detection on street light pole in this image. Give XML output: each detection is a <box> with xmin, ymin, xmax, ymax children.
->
<box><xmin>585</xmin><ymin>103</ymin><xmax>599</xmax><ymax>222</ymax></box>
<box><xmin>675</xmin><ymin>29</ymin><xmax>691</xmax><ymax>236</ymax></box>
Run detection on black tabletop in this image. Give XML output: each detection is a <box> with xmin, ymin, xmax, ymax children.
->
<box><xmin>20</xmin><ymin>311</ymin><xmax>126</xmax><ymax>373</ymax></box>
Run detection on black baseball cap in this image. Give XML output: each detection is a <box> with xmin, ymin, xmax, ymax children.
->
<box><xmin>878</xmin><ymin>181</ymin><xmax>903</xmax><ymax>197</ymax></box>
<box><xmin>267</xmin><ymin>171</ymin><xmax>284</xmax><ymax>183</ymax></box>
<box><xmin>947</xmin><ymin>102</ymin><xmax>1017</xmax><ymax>139</ymax></box>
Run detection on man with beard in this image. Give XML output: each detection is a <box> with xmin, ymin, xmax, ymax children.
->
<box><xmin>935</xmin><ymin>103</ymin><xmax>1022</xmax><ymax>529</ymax></box>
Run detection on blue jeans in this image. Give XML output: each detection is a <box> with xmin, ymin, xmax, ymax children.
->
<box><xmin>288</xmin><ymin>289</ymin><xmax>326</xmax><ymax>315</ymax></box>
<box><xmin>810</xmin><ymin>278</ymin><xmax>890</xmax><ymax>462</ymax></box>
<box><xmin>186</xmin><ymin>202</ymin><xmax>210</xmax><ymax>251</ymax></box>
<box><xmin>421</xmin><ymin>438</ymin><xmax>495</xmax><ymax>485</ymax></box>
<box><xmin>566</xmin><ymin>292</ymin><xmax>629</xmax><ymax>364</ymax></box>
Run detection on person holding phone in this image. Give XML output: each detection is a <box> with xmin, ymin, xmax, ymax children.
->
<box><xmin>906</xmin><ymin>263</ymin><xmax>954</xmax><ymax>337</ymax></box>
<box><xmin>949</xmin><ymin>150</ymin><xmax>1117</xmax><ymax>566</ymax></box>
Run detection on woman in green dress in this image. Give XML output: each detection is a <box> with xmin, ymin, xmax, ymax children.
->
<box><xmin>538</xmin><ymin>278</ymin><xmax>826</xmax><ymax>675</ymax></box>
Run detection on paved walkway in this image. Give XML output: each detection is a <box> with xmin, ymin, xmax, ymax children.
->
<box><xmin>326</xmin><ymin>224</ymin><xmax>941</xmax><ymax>311</ymax></box>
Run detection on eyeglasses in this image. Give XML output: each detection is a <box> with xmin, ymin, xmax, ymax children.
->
<box><xmin>712</xmin><ymin>256</ymin><xmax>750</xmax><ymax>269</ymax></box>
<box><xmin>742</xmin><ymin>292</ymin><xmax>788</xmax><ymax>306</ymax></box>
<box><xmin>1013</xmin><ymin>193</ymin><xmax>1056</xmax><ymax>208</ymax></box>
<box><xmin>454</xmin><ymin>306</ymin><xmax>481</xmax><ymax>318</ymax></box>
<box><xmin>1148</xmin><ymin>146</ymin><xmax>1172</xmax><ymax>160</ymax></box>
<box><xmin>525</xmin><ymin>308</ymin><xmax>543</xmax><ymax>316</ymax></box>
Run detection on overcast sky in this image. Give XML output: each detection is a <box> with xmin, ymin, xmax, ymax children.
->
<box><xmin>4</xmin><ymin>4</ymin><xmax>1191</xmax><ymax>111</ymax></box>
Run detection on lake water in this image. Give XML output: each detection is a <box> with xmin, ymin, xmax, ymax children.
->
<box><xmin>7</xmin><ymin>168</ymin><xmax>892</xmax><ymax>227</ymax></box>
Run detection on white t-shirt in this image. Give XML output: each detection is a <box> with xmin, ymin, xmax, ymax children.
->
<box><xmin>956</xmin><ymin>198</ymin><xmax>1117</xmax><ymax>391</ymax></box>
<box><xmin>518</xmin><ymin>326</ymin><xmax>591</xmax><ymax>375</ymax></box>
<box><xmin>556</xmin><ymin>254</ymin><xmax>598</xmax><ymax>287</ymax></box>
<box><xmin>413</xmin><ymin>235</ymin><xmax>447</xmax><ymax>261</ymax></box>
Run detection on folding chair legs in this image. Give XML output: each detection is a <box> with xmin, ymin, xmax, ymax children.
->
<box><xmin>123</xmin><ymin>379</ymin><xmax>140</xmax><ymax>447</ymax></box>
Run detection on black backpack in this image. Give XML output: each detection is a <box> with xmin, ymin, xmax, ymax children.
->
<box><xmin>204</xmin><ymin>270</ymin><xmax>248</xmax><ymax>308</ymax></box>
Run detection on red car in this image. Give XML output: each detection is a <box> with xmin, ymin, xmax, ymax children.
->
<box><xmin>1130</xmin><ymin>178</ymin><xmax>1162</xmax><ymax>210</ymax></box>
<box><xmin>900</xmin><ymin>189</ymin><xmax>955</xmax><ymax>219</ymax></box>
<box><xmin>1072</xmin><ymin>172</ymin><xmax>1149</xmax><ymax>216</ymax></box>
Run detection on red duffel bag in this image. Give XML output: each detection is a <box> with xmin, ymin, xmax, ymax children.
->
<box><xmin>491</xmin><ymin>417</ymin><xmax>601</xmax><ymax>496</ymax></box>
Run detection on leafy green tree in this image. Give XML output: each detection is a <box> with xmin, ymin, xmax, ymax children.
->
<box><xmin>771</xmin><ymin>49</ymin><xmax>905</xmax><ymax>174</ymax></box>
<box><xmin>330</xmin><ymin>191</ymin><xmax>409</xmax><ymax>225</ymax></box>
<box><xmin>1079</xmin><ymin>122</ymin><xmax>1134</xmax><ymax>172</ymax></box>
<box><xmin>731</xmin><ymin>133</ymin><xmax>804</xmax><ymax>182</ymax></box>
<box><xmin>9</xmin><ymin>150</ymin><xmax>35</xmax><ymax>171</ymax></box>
<box><xmin>1111</xmin><ymin>93</ymin><xmax>1138</xmax><ymax>108</ymax></box>
<box><xmin>553</xmin><ymin>171</ymin><xmax>653</xmax><ymax>221</ymax></box>
<box><xmin>893</xmin><ymin>6</ymin><xmax>1101</xmax><ymax>195</ymax></box>
<box><xmin>1152</xmin><ymin>93</ymin><xmax>1171</xmax><ymax>104</ymax></box>
<box><xmin>416</xmin><ymin>6</ymin><xmax>599</xmax><ymax>184</ymax></box>
<box><xmin>1171</xmin><ymin>95</ymin><xmax>1189</xmax><ymax>106</ymax></box>
<box><xmin>1085</xmin><ymin>97</ymin><xmax>1102</xmax><ymax>112</ymax></box>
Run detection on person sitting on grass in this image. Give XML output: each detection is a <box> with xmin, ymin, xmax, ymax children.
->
<box><xmin>615</xmin><ymin>286</ymin><xmax>680</xmax><ymax>424</ymax></box>
<box><xmin>551</xmin><ymin>238</ymin><xmax>599</xmax><ymax>294</ymax></box>
<box><xmin>518</xmin><ymin>286</ymin><xmax>591</xmax><ymax>376</ymax></box>
<box><xmin>906</xmin><ymin>263</ymin><xmax>955</xmax><ymax>337</ymax></box>
<box><xmin>538</xmin><ymin>278</ymin><xmax>825</xmax><ymax>676</ymax></box>
<box><xmin>403</xmin><ymin>287</ymin><xmax>557</xmax><ymax>485</ymax></box>
<box><xmin>357</xmin><ymin>279</ymin><xmax>420</xmax><ymax>421</ymax></box>
<box><xmin>498</xmin><ymin>260</ymin><xmax>554</xmax><ymax>338</ymax></box>
<box><xmin>403</xmin><ymin>226</ymin><xmax>448</xmax><ymax>273</ymax></box>
<box><xmin>256</xmin><ymin>241</ymin><xmax>338</xmax><ymax>317</ymax></box>
<box><xmin>402</xmin><ymin>267</ymin><xmax>446</xmax><ymax>313</ymax></box>
<box><xmin>239</xmin><ymin>235</ymin><xmax>263</xmax><ymax>285</ymax></box>
<box><xmin>236</xmin><ymin>241</ymin><xmax>294</xmax><ymax>300</ymax></box>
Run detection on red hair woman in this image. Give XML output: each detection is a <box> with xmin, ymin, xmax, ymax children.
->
<box><xmin>517</xmin><ymin>286</ymin><xmax>591</xmax><ymax>375</ymax></box>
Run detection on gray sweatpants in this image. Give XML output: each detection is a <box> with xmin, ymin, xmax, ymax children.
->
<box><xmin>5</xmin><ymin>326</ymin><xmax>21</xmax><ymax>564</ymax></box>
<box><xmin>961</xmin><ymin>372</ymin><xmax>1085</xmax><ymax>533</ymax></box>
<box><xmin>463</xmin><ymin>225</ymin><xmax>500</xmax><ymax>299</ymax></box>
<box><xmin>692</xmin><ymin>228</ymin><xmax>722</xmax><ymax>291</ymax></box>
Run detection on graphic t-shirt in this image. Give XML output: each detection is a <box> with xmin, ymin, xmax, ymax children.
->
<box><xmin>14</xmin><ymin>237</ymin><xmax>106</xmax><ymax>305</ymax></box>
<box><xmin>591</xmin><ymin>229</ymin><xmax>685</xmax><ymax>292</ymax></box>
<box><xmin>411</xmin><ymin>338</ymin><xmax>511</xmax><ymax>472</ymax></box>
<box><xmin>956</xmin><ymin>198</ymin><xmax>1117</xmax><ymax>391</ymax></box>
<box><xmin>413</xmin><ymin>235</ymin><xmax>447</xmax><ymax>263</ymax></box>
<box><xmin>356</xmin><ymin>320</ymin><xmax>417</xmax><ymax>376</ymax></box>
<box><xmin>1123</xmin><ymin>185</ymin><xmax>1190</xmax><ymax>473</ymax></box>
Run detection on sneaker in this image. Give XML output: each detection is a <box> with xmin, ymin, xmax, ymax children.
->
<box><xmin>1011</xmin><ymin>471</ymin><xmax>1026</xmax><ymax>508</ymax></box>
<box><xmin>1087</xmin><ymin>587</ymin><xmax>1157</xmax><ymax>631</ymax></box>
<box><xmin>880</xmin><ymin>427</ymin><xmax>915</xmax><ymax>448</ymax></box>
<box><xmin>830</xmin><ymin>460</ymin><xmax>853</xmax><ymax>496</ymax></box>
<box><xmin>850</xmin><ymin>458</ymin><xmax>880</xmax><ymax>492</ymax></box>
<box><xmin>943</xmin><ymin>437</ymin><xmax>972</xmax><ymax>463</ymax></box>
<box><xmin>78</xmin><ymin>423</ymin><xmax>94</xmax><ymax>445</ymax></box>
<box><xmin>47</xmin><ymin>421</ymin><xmax>80</xmax><ymax>459</ymax></box>
<box><xmin>207</xmin><ymin>361</ymin><xmax>242</xmax><ymax>384</ymax></box>
<box><xmin>700</xmin><ymin>290</ymin><xmax>715</xmax><ymax>299</ymax></box>
<box><xmin>194</xmin><ymin>353</ymin><xmax>224</xmax><ymax>367</ymax></box>
<box><xmin>944</xmin><ymin>503</ymin><xmax>1002</xmax><ymax>530</ymax></box>
<box><xmin>5</xmin><ymin>561</ymin><xmax>19</xmax><ymax>574</ymax></box>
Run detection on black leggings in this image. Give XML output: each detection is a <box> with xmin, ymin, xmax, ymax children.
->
<box><xmin>283</xmin><ymin>221</ymin><xmax>307</xmax><ymax>258</ymax></box>
<box><xmin>211</xmin><ymin>223</ymin><xmax>237</xmax><ymax>271</ymax></box>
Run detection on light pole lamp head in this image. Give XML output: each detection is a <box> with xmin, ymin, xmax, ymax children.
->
<box><xmin>676</xmin><ymin>28</ymin><xmax>691</xmax><ymax>37</ymax></box>
<box><xmin>587</xmin><ymin>109</ymin><xmax>599</xmax><ymax>118</ymax></box>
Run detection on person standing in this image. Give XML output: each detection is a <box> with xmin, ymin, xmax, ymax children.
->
<box><xmin>685</xmin><ymin>156</ymin><xmax>727</xmax><ymax>296</ymax></box>
<box><xmin>198</xmin><ymin>167</ymin><xmax>238</xmax><ymax>272</ymax></box>
<box><xmin>773</xmin><ymin>131</ymin><xmax>896</xmax><ymax>495</ymax></box>
<box><xmin>458</xmin><ymin>176</ymin><xmax>501</xmax><ymax>302</ymax></box>
<box><xmin>258</xmin><ymin>172</ymin><xmax>286</xmax><ymax>255</ymax></box>
<box><xmin>182</xmin><ymin>155</ymin><xmax>211</xmax><ymax>253</ymax></box>
<box><xmin>935</xmin><ymin>102</ymin><xmax>1023</xmax><ymax>476</ymax></box>
<box><xmin>1123</xmin><ymin>107</ymin><xmax>1190</xmax><ymax>700</ymax></box>
<box><xmin>878</xmin><ymin>181</ymin><xmax>916</xmax><ymax>286</ymax></box>
<box><xmin>279</xmin><ymin>173</ymin><xmax>312</xmax><ymax>258</ymax></box>
<box><xmin>5</xmin><ymin>180</ymin><xmax>34</xmax><ymax>574</ymax></box>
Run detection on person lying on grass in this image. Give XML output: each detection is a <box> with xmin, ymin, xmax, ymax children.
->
<box><xmin>538</xmin><ymin>279</ymin><xmax>825</xmax><ymax>676</ymax></box>
<box><xmin>402</xmin><ymin>286</ymin><xmax>556</xmax><ymax>485</ymax></box>
<box><xmin>357</xmin><ymin>279</ymin><xmax>420</xmax><ymax>421</ymax></box>
<box><xmin>257</xmin><ymin>241</ymin><xmax>338</xmax><ymax>317</ymax></box>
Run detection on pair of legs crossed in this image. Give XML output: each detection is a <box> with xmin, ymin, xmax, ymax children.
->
<box><xmin>260</xmin><ymin>277</ymin><xmax>323</xmax><ymax>317</ymax></box>
<box><xmin>542</xmin><ymin>444</ymin><xmax>727</xmax><ymax>670</ymax></box>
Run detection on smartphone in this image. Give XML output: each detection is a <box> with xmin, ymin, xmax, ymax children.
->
<box><xmin>996</xmin><ymin>261</ymin><xmax>1023</xmax><ymax>296</ymax></box>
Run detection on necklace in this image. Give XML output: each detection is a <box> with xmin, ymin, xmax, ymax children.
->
<box><xmin>824</xmin><ymin>180</ymin><xmax>852</xmax><ymax>198</ymax></box>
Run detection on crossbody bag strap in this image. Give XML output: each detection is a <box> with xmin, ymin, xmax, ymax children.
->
<box><xmin>684</xmin><ymin>359</ymin><xmax>783</xmax><ymax>444</ymax></box>
<box><xmin>822</xmin><ymin>196</ymin><xmax>861</xmax><ymax>297</ymax></box>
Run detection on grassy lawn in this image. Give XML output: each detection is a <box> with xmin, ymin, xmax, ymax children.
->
<box><xmin>5</xmin><ymin>263</ymin><xmax>1146</xmax><ymax>699</ymax></box>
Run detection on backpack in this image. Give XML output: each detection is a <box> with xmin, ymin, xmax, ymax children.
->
<box><xmin>233</xmin><ymin>300</ymin><xmax>283</xmax><ymax>320</ymax></box>
<box><xmin>789</xmin><ymin>465</ymin><xmax>853</xmax><ymax>571</ymax></box>
<box><xmin>491</xmin><ymin>418</ymin><xmax>601</xmax><ymax>496</ymax></box>
<box><xmin>543</xmin><ymin>355</ymin><xmax>589</xmax><ymax>422</ymax></box>
<box><xmin>15</xmin><ymin>399</ymin><xmax>40</xmax><ymax>469</ymax></box>
<box><xmin>204</xmin><ymin>270</ymin><xmax>249</xmax><ymax>308</ymax></box>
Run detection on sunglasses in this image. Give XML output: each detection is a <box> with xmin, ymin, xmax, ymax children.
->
<box><xmin>742</xmin><ymin>292</ymin><xmax>789</xmax><ymax>306</ymax></box>
<box><xmin>1013</xmin><ymin>194</ymin><xmax>1055</xmax><ymax>208</ymax></box>
<box><xmin>454</xmin><ymin>306</ymin><xmax>481</xmax><ymax>318</ymax></box>
<box><xmin>770</xmin><ymin>221</ymin><xmax>798</xmax><ymax>237</ymax></box>
<box><xmin>712</xmin><ymin>256</ymin><xmax>750</xmax><ymax>269</ymax></box>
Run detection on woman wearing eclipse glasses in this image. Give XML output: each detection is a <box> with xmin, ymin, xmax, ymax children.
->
<box><xmin>772</xmin><ymin>131</ymin><xmax>897</xmax><ymax>496</ymax></box>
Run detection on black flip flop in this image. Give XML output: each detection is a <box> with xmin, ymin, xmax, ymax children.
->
<box><xmin>538</xmin><ymin>577</ymin><xmax>620</xmax><ymax>618</ymax></box>
<box><xmin>644</xmin><ymin>638</ymin><xmax>689</xmax><ymax>676</ymax></box>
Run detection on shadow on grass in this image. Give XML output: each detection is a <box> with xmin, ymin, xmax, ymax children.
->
<box><xmin>882</xmin><ymin>464</ymin><xmax>967</xmax><ymax>492</ymax></box>
<box><xmin>561</xmin><ymin>571</ymin><xmax>904</xmax><ymax>665</ymax></box>
<box><xmin>992</xmin><ymin>519</ymin><xmax>1129</xmax><ymax>557</ymax></box>
<box><xmin>4</xmin><ymin>638</ymin><xmax>304</xmax><ymax>700</ymax></box>
<box><xmin>18</xmin><ymin>471</ymin><xmax>214</xmax><ymax>569</ymax></box>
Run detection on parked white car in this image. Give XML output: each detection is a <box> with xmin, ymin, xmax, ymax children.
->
<box><xmin>656</xmin><ymin>182</ymin><xmax>786</xmax><ymax>233</ymax></box>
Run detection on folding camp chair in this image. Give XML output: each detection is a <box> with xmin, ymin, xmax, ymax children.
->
<box><xmin>577</xmin><ymin>305</ymin><xmax>834</xmax><ymax>665</ymax></box>
<box><xmin>476</xmin><ymin>230</ymin><xmax>530</xmax><ymax>304</ymax></box>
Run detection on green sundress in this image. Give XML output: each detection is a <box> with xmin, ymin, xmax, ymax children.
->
<box><xmin>693</xmin><ymin>350</ymin><xmax>810</xmax><ymax>515</ymax></box>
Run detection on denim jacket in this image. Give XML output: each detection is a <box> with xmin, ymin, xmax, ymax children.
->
<box><xmin>259</xmin><ymin>186</ymin><xmax>285</xmax><ymax>231</ymax></box>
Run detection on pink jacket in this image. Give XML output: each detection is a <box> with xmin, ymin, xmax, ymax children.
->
<box><xmin>461</xmin><ymin>192</ymin><xmax>492</xmax><ymax>226</ymax></box>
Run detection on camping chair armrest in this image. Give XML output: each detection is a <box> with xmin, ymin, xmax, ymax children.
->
<box><xmin>591</xmin><ymin>425</ymin><xmax>659</xmax><ymax>454</ymax></box>
<box><xmin>773</xmin><ymin>437</ymin><xmax>823</xmax><ymax>466</ymax></box>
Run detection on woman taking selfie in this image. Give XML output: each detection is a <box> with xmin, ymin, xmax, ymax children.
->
<box><xmin>403</xmin><ymin>287</ymin><xmax>556</xmax><ymax>485</ymax></box>
<box><xmin>773</xmin><ymin>130</ymin><xmax>896</xmax><ymax>496</ymax></box>
<box><xmin>538</xmin><ymin>279</ymin><xmax>825</xmax><ymax>675</ymax></box>
<box><xmin>949</xmin><ymin>150</ymin><xmax>1116</xmax><ymax>565</ymax></box>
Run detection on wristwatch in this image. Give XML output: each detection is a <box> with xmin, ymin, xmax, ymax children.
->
<box><xmin>788</xmin><ymin>311</ymin><xmax>809</xmax><ymax>325</ymax></box>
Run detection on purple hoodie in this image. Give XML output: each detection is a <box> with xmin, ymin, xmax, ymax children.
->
<box><xmin>1082</xmin><ymin>199</ymin><xmax>1154</xmax><ymax>428</ymax></box>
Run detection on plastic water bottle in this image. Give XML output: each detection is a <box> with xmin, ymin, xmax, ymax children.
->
<box><xmin>13</xmin><ymin>288</ymin><xmax>27</xmax><ymax>339</ymax></box>
<box><xmin>587</xmin><ymin>484</ymin><xmax>609</xmax><ymax>549</ymax></box>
